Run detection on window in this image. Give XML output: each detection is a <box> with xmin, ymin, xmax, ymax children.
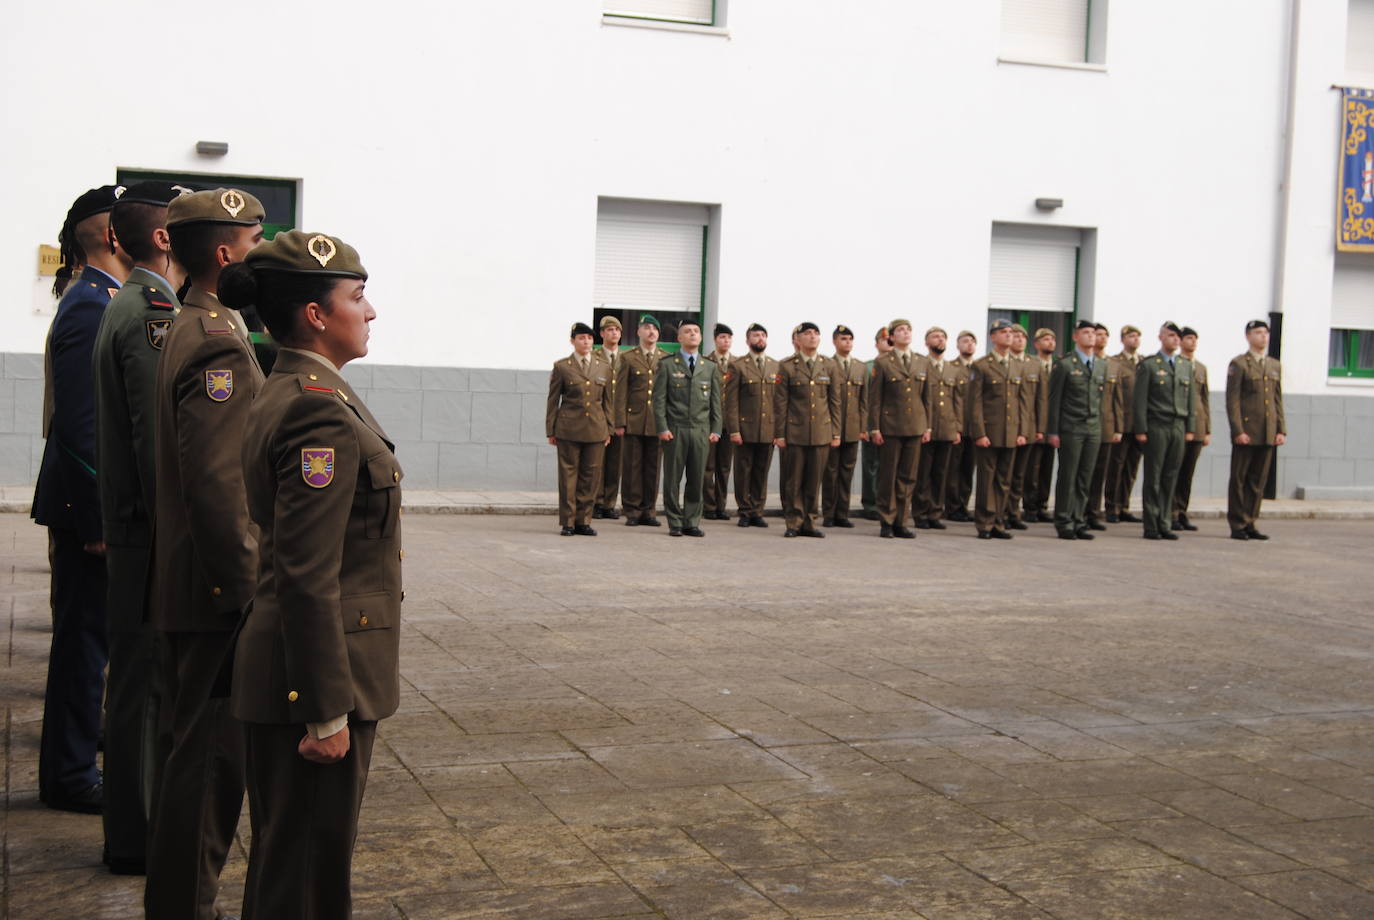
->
<box><xmin>603</xmin><ymin>0</ymin><xmax>715</xmax><ymax>26</ymax></box>
<box><xmin>115</xmin><ymin>169</ymin><xmax>297</xmax><ymax>239</ymax></box>
<box><xmin>987</xmin><ymin>223</ymin><xmax>1082</xmax><ymax>353</ymax></box>
<box><xmin>1330</xmin><ymin>252</ymin><xmax>1374</xmax><ymax>376</ymax></box>
<box><xmin>1349</xmin><ymin>0</ymin><xmax>1374</xmax><ymax>75</ymax></box>
<box><xmin>1000</xmin><ymin>0</ymin><xmax>1107</xmax><ymax>65</ymax></box>
<box><xmin>593</xmin><ymin>198</ymin><xmax>713</xmax><ymax>353</ymax></box>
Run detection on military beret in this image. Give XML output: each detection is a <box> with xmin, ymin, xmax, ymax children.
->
<box><xmin>1034</xmin><ymin>327</ymin><xmax>1056</xmax><ymax>341</ymax></box>
<box><xmin>65</xmin><ymin>185</ymin><xmax>120</xmax><ymax>227</ymax></box>
<box><xmin>1179</xmin><ymin>326</ymin><xmax>1198</xmax><ymax>338</ymax></box>
<box><xmin>166</xmin><ymin>188</ymin><xmax>265</xmax><ymax>228</ymax></box>
<box><xmin>796</xmin><ymin>321</ymin><xmax>820</xmax><ymax>334</ymax></box>
<box><xmin>833</xmin><ymin>325</ymin><xmax>854</xmax><ymax>338</ymax></box>
<box><xmin>1161</xmin><ymin>320</ymin><xmax>1182</xmax><ymax>335</ymax></box>
<box><xmin>989</xmin><ymin>318</ymin><xmax>1014</xmax><ymax>333</ymax></box>
<box><xmin>957</xmin><ymin>329</ymin><xmax>977</xmax><ymax>340</ymax></box>
<box><xmin>639</xmin><ymin>313</ymin><xmax>660</xmax><ymax>330</ymax></box>
<box><xmin>1009</xmin><ymin>323</ymin><xmax>1028</xmax><ymax>336</ymax></box>
<box><xmin>874</xmin><ymin>326</ymin><xmax>890</xmax><ymax>341</ymax></box>
<box><xmin>714</xmin><ymin>323</ymin><xmax>733</xmax><ymax>336</ymax></box>
<box><xmin>678</xmin><ymin>317</ymin><xmax>702</xmax><ymax>332</ymax></box>
<box><xmin>1093</xmin><ymin>322</ymin><xmax>1109</xmax><ymax>331</ymax></box>
<box><xmin>1074</xmin><ymin>319</ymin><xmax>1096</xmax><ymax>331</ymax></box>
<box><xmin>571</xmin><ymin>322</ymin><xmax>595</xmax><ymax>337</ymax></box>
<box><xmin>747</xmin><ymin>322</ymin><xmax>767</xmax><ymax>334</ymax></box>
<box><xmin>925</xmin><ymin>326</ymin><xmax>946</xmax><ymax>338</ymax></box>
<box><xmin>887</xmin><ymin>318</ymin><xmax>913</xmax><ymax>333</ymax></box>
<box><xmin>598</xmin><ymin>315</ymin><xmax>622</xmax><ymax>330</ymax></box>
<box><xmin>244</xmin><ymin>229</ymin><xmax>367</xmax><ymax>279</ymax></box>
<box><xmin>114</xmin><ymin>181</ymin><xmax>192</xmax><ymax>208</ymax></box>
<box><xmin>1246</xmin><ymin>319</ymin><xmax>1269</xmax><ymax>332</ymax></box>
<box><xmin>1121</xmin><ymin>324</ymin><xmax>1142</xmax><ymax>336</ymax></box>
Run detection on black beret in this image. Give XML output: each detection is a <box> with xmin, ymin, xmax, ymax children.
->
<box><xmin>714</xmin><ymin>323</ymin><xmax>733</xmax><ymax>336</ymax></box>
<box><xmin>1246</xmin><ymin>319</ymin><xmax>1269</xmax><ymax>332</ymax></box>
<box><xmin>1093</xmin><ymin>322</ymin><xmax>1109</xmax><ymax>331</ymax></box>
<box><xmin>796</xmin><ymin>321</ymin><xmax>820</xmax><ymax>334</ymax></box>
<box><xmin>747</xmin><ymin>322</ymin><xmax>767</xmax><ymax>334</ymax></box>
<box><xmin>1162</xmin><ymin>321</ymin><xmax>1182</xmax><ymax>335</ymax></box>
<box><xmin>1074</xmin><ymin>319</ymin><xmax>1096</xmax><ymax>331</ymax></box>
<box><xmin>571</xmin><ymin>322</ymin><xmax>595</xmax><ymax>337</ymax></box>
<box><xmin>114</xmin><ymin>181</ymin><xmax>193</xmax><ymax>208</ymax></box>
<box><xmin>65</xmin><ymin>185</ymin><xmax>120</xmax><ymax>227</ymax></box>
<box><xmin>678</xmin><ymin>317</ymin><xmax>702</xmax><ymax>332</ymax></box>
<box><xmin>833</xmin><ymin>324</ymin><xmax>854</xmax><ymax>337</ymax></box>
<box><xmin>1179</xmin><ymin>326</ymin><xmax>1198</xmax><ymax>338</ymax></box>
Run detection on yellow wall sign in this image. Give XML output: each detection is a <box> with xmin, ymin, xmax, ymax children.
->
<box><xmin>37</xmin><ymin>244</ymin><xmax>61</xmax><ymax>277</ymax></box>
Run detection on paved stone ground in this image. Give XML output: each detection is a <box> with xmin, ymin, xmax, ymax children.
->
<box><xmin>4</xmin><ymin>511</ymin><xmax>1374</xmax><ymax>919</ymax></box>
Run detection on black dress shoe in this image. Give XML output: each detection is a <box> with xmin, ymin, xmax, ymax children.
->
<box><xmin>892</xmin><ymin>526</ymin><xmax>916</xmax><ymax>539</ymax></box>
<box><xmin>990</xmin><ymin>529</ymin><xmax>1013</xmax><ymax>540</ymax></box>
<box><xmin>914</xmin><ymin>519</ymin><xmax>930</xmax><ymax>530</ymax></box>
<box><xmin>45</xmin><ymin>781</ymin><xmax>103</xmax><ymax>815</ymax></box>
<box><xmin>639</xmin><ymin>516</ymin><xmax>662</xmax><ymax>527</ymax></box>
<box><xmin>625</xmin><ymin>517</ymin><xmax>639</xmax><ymax>526</ymax></box>
<box><xmin>1119</xmin><ymin>512</ymin><xmax>1141</xmax><ymax>523</ymax></box>
<box><xmin>880</xmin><ymin>523</ymin><xmax>894</xmax><ymax>538</ymax></box>
<box><xmin>1087</xmin><ymin>520</ymin><xmax>1107</xmax><ymax>531</ymax></box>
<box><xmin>604</xmin><ymin>509</ymin><xmax>621</xmax><ymax>519</ymax></box>
<box><xmin>669</xmin><ymin>526</ymin><xmax>683</xmax><ymax>537</ymax></box>
<box><xmin>1143</xmin><ymin>532</ymin><xmax>1161</xmax><ymax>540</ymax></box>
<box><xmin>834</xmin><ymin>519</ymin><xmax>855</xmax><ymax>528</ymax></box>
<box><xmin>1074</xmin><ymin>529</ymin><xmax>1095</xmax><ymax>540</ymax></box>
<box><xmin>574</xmin><ymin>525</ymin><xmax>597</xmax><ymax>536</ymax></box>
<box><xmin>977</xmin><ymin>530</ymin><xmax>992</xmax><ymax>540</ymax></box>
<box><xmin>1106</xmin><ymin>513</ymin><xmax>1120</xmax><ymax>523</ymax></box>
<box><xmin>683</xmin><ymin>526</ymin><xmax>705</xmax><ymax>537</ymax></box>
<box><xmin>103</xmin><ymin>845</ymin><xmax>146</xmax><ymax>876</ymax></box>
<box><xmin>1007</xmin><ymin>519</ymin><xmax>1028</xmax><ymax>531</ymax></box>
<box><xmin>822</xmin><ymin>518</ymin><xmax>835</xmax><ymax>527</ymax></box>
<box><xmin>784</xmin><ymin>528</ymin><xmax>799</xmax><ymax>537</ymax></box>
<box><xmin>737</xmin><ymin>516</ymin><xmax>751</xmax><ymax>528</ymax></box>
<box><xmin>927</xmin><ymin>520</ymin><xmax>946</xmax><ymax>530</ymax></box>
<box><xmin>592</xmin><ymin>506</ymin><xmax>607</xmax><ymax>519</ymax></box>
<box><xmin>1178</xmin><ymin>519</ymin><xmax>1198</xmax><ymax>532</ymax></box>
<box><xmin>1231</xmin><ymin>530</ymin><xmax>1250</xmax><ymax>540</ymax></box>
<box><xmin>560</xmin><ymin>526</ymin><xmax>576</xmax><ymax>536</ymax></box>
<box><xmin>749</xmin><ymin>515</ymin><xmax>769</xmax><ymax>528</ymax></box>
<box><xmin>1246</xmin><ymin>528</ymin><xmax>1270</xmax><ymax>541</ymax></box>
<box><xmin>1160</xmin><ymin>531</ymin><xmax>1180</xmax><ymax>540</ymax></box>
<box><xmin>1035</xmin><ymin>511</ymin><xmax>1055</xmax><ymax>523</ymax></box>
<box><xmin>799</xmin><ymin>528</ymin><xmax>825</xmax><ymax>538</ymax></box>
<box><xmin>948</xmin><ymin>509</ymin><xmax>973</xmax><ymax>522</ymax></box>
<box><xmin>1057</xmin><ymin>531</ymin><xmax>1078</xmax><ymax>540</ymax></box>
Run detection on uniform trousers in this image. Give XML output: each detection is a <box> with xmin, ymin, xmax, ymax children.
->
<box><xmin>945</xmin><ymin>438</ymin><xmax>975</xmax><ymax>517</ymax></box>
<box><xmin>1087</xmin><ymin>437</ymin><xmax>1113</xmax><ymax>522</ymax></box>
<box><xmin>822</xmin><ymin>439</ymin><xmax>859</xmax><ymax>523</ymax></box>
<box><xmin>556</xmin><ymin>439</ymin><xmax>605</xmax><ymax>527</ymax></box>
<box><xmin>974</xmin><ymin>445</ymin><xmax>1017</xmax><ymax>533</ymax></box>
<box><xmin>1172</xmin><ymin>439</ymin><xmax>1205</xmax><ymax>519</ymax></box>
<box><xmin>1007</xmin><ymin>443</ymin><xmax>1032</xmax><ymax>522</ymax></box>
<box><xmin>912</xmin><ymin>439</ymin><xmax>954</xmax><ymax>523</ymax></box>
<box><xmin>1139</xmin><ymin>419</ymin><xmax>1186</xmax><ymax>537</ymax></box>
<box><xmin>859</xmin><ymin>439</ymin><xmax>880</xmax><ymax>515</ymax></box>
<box><xmin>1053</xmin><ymin>430</ymin><xmax>1101</xmax><ymax>534</ymax></box>
<box><xmin>1024</xmin><ymin>441</ymin><xmax>1055</xmax><ymax>515</ymax></box>
<box><xmin>781</xmin><ymin>443</ymin><xmax>829</xmax><ymax>531</ymax></box>
<box><xmin>703</xmin><ymin>435</ymin><xmax>733</xmax><ymax>516</ymax></box>
<box><xmin>1106</xmin><ymin>437</ymin><xmax>1144</xmax><ymax>516</ymax></box>
<box><xmin>1228</xmin><ymin>443</ymin><xmax>1275</xmax><ymax>534</ymax></box>
<box><xmin>620</xmin><ymin>434</ymin><xmax>660</xmax><ymax>519</ymax></box>
<box><xmin>103</xmin><ymin>543</ymin><xmax>159</xmax><ymax>867</ymax></box>
<box><xmin>39</xmin><ymin>527</ymin><xmax>107</xmax><ymax>802</ymax></box>
<box><xmin>733</xmin><ymin>441</ymin><xmax>774</xmax><ymax>518</ymax></box>
<box><xmin>241</xmin><ymin>720</ymin><xmax>376</xmax><ymax>920</ymax></box>
<box><xmin>146</xmin><ymin>630</ymin><xmax>245</xmax><ymax>920</ymax></box>
<box><xmin>877</xmin><ymin>436</ymin><xmax>921</xmax><ymax>528</ymax></box>
<box><xmin>596</xmin><ymin>433</ymin><xmax>623</xmax><ymax>512</ymax></box>
<box><xmin>662</xmin><ymin>430</ymin><xmax>709</xmax><ymax>529</ymax></box>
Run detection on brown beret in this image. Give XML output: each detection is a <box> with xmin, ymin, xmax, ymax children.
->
<box><xmin>598</xmin><ymin>315</ymin><xmax>622</xmax><ymax>330</ymax></box>
<box><xmin>244</xmin><ymin>229</ymin><xmax>367</xmax><ymax>279</ymax></box>
<box><xmin>1122</xmin><ymin>324</ymin><xmax>1142</xmax><ymax>336</ymax></box>
<box><xmin>1009</xmin><ymin>323</ymin><xmax>1028</xmax><ymax>336</ymax></box>
<box><xmin>166</xmin><ymin>188</ymin><xmax>265</xmax><ymax>228</ymax></box>
<box><xmin>925</xmin><ymin>326</ymin><xmax>947</xmax><ymax>338</ymax></box>
<box><xmin>887</xmin><ymin>318</ymin><xmax>913</xmax><ymax>332</ymax></box>
<box><xmin>1033</xmin><ymin>327</ymin><xmax>1056</xmax><ymax>341</ymax></box>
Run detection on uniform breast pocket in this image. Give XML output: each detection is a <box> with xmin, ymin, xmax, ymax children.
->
<box><xmin>365</xmin><ymin>452</ymin><xmax>402</xmax><ymax>539</ymax></box>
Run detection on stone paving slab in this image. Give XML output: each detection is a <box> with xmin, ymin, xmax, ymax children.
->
<box><xmin>4</xmin><ymin>513</ymin><xmax>1374</xmax><ymax>918</ymax></box>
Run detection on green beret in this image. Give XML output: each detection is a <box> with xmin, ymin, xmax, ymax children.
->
<box><xmin>639</xmin><ymin>313</ymin><xmax>660</xmax><ymax>330</ymax></box>
<box><xmin>599</xmin><ymin>315</ymin><xmax>622</xmax><ymax>330</ymax></box>
<box><xmin>887</xmin><ymin>318</ymin><xmax>912</xmax><ymax>332</ymax></box>
<box><xmin>167</xmin><ymin>188</ymin><xmax>265</xmax><ymax>228</ymax></box>
<box><xmin>245</xmin><ymin>229</ymin><xmax>367</xmax><ymax>279</ymax></box>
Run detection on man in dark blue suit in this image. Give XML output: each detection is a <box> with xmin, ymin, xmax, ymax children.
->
<box><xmin>32</xmin><ymin>186</ymin><xmax>131</xmax><ymax>814</ymax></box>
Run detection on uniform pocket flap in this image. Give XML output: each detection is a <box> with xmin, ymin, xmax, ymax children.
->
<box><xmin>342</xmin><ymin>591</ymin><xmax>394</xmax><ymax>633</ymax></box>
<box><xmin>366</xmin><ymin>453</ymin><xmax>402</xmax><ymax>489</ymax></box>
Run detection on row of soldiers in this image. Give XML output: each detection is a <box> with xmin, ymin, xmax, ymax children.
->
<box><xmin>547</xmin><ymin>313</ymin><xmax>1285</xmax><ymax>540</ymax></box>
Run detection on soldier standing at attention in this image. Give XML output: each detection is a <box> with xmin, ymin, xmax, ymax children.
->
<box><xmin>945</xmin><ymin>330</ymin><xmax>979</xmax><ymax>523</ymax></box>
<box><xmin>592</xmin><ymin>315</ymin><xmax>624</xmax><ymax>520</ymax></box>
<box><xmin>1172</xmin><ymin>326</ymin><xmax>1210</xmax><ymax>532</ymax></box>
<box><xmin>726</xmin><ymin>323</ymin><xmax>780</xmax><ymax>527</ymax></box>
<box><xmin>655</xmin><ymin>319</ymin><xmax>722</xmax><ymax>537</ymax></box>
<box><xmin>1023</xmin><ymin>328</ymin><xmax>1058</xmax><ymax>523</ymax></box>
<box><xmin>548</xmin><ymin>323</ymin><xmax>613</xmax><ymax>536</ymax></box>
<box><xmin>92</xmin><ymin>182</ymin><xmax>187</xmax><ymax>861</ymax></box>
<box><xmin>968</xmin><ymin>319</ymin><xmax>1029</xmax><ymax>540</ymax></box>
<box><xmin>859</xmin><ymin>326</ymin><xmax>892</xmax><ymax>520</ymax></box>
<box><xmin>1005</xmin><ymin>324</ymin><xmax>1043</xmax><ymax>530</ymax></box>
<box><xmin>34</xmin><ymin>186</ymin><xmax>129</xmax><ymax>819</ymax></box>
<box><xmin>1085</xmin><ymin>322</ymin><xmax>1123</xmax><ymax>530</ymax></box>
<box><xmin>1133</xmin><ymin>322</ymin><xmax>1196</xmax><ymax>541</ymax></box>
<box><xmin>775</xmin><ymin>322</ymin><xmax>841</xmax><ymax>537</ymax></box>
<box><xmin>823</xmin><ymin>325</ymin><xmax>867</xmax><ymax>528</ymax></box>
<box><xmin>1106</xmin><ymin>324</ymin><xmax>1145</xmax><ymax>523</ymax></box>
<box><xmin>148</xmin><ymin>189</ymin><xmax>266</xmax><ymax>920</ymax></box>
<box><xmin>703</xmin><ymin>323</ymin><xmax>735</xmax><ymax>520</ymax></box>
<box><xmin>868</xmin><ymin>319</ymin><xmax>933</xmax><ymax>539</ymax></box>
<box><xmin>616</xmin><ymin>315</ymin><xmax>668</xmax><ymax>527</ymax></box>
<box><xmin>1046</xmin><ymin>320</ymin><xmax>1106</xmax><ymax>540</ymax></box>
<box><xmin>912</xmin><ymin>326</ymin><xmax>963</xmax><ymax>530</ymax></box>
<box><xmin>1226</xmin><ymin>319</ymin><xmax>1285</xmax><ymax>541</ymax></box>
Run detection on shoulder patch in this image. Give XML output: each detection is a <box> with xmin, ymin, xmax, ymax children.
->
<box><xmin>205</xmin><ymin>369</ymin><xmax>234</xmax><ymax>402</ymax></box>
<box><xmin>146</xmin><ymin>319</ymin><xmax>172</xmax><ymax>350</ymax></box>
<box><xmin>301</xmin><ymin>448</ymin><xmax>335</xmax><ymax>488</ymax></box>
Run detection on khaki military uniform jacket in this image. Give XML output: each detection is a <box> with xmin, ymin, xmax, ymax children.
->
<box><xmin>1133</xmin><ymin>353</ymin><xmax>1196</xmax><ymax>433</ymax></box>
<box><xmin>774</xmin><ymin>353</ymin><xmax>841</xmax><ymax>445</ymax></box>
<box><xmin>92</xmin><ymin>266</ymin><xmax>180</xmax><ymax>547</ymax></box>
<box><xmin>968</xmin><ymin>353</ymin><xmax>1030</xmax><ymax>447</ymax></box>
<box><xmin>926</xmin><ymin>357</ymin><xmax>966</xmax><ymax>442</ymax></box>
<box><xmin>593</xmin><ymin>345</ymin><xmax>623</xmax><ymax>423</ymax></box>
<box><xmin>1225</xmin><ymin>353</ymin><xmax>1285</xmax><ymax>444</ymax></box>
<box><xmin>1111</xmin><ymin>352</ymin><xmax>1143</xmax><ymax>433</ymax></box>
<box><xmin>1021</xmin><ymin>355</ymin><xmax>1051</xmax><ymax>436</ymax></box>
<box><xmin>151</xmin><ymin>287</ymin><xmax>265</xmax><ymax>632</ymax></box>
<box><xmin>233</xmin><ymin>349</ymin><xmax>403</xmax><ymax>726</ymax></box>
<box><xmin>616</xmin><ymin>347</ymin><xmax>668</xmax><ymax>436</ymax></box>
<box><xmin>725</xmin><ymin>353</ymin><xmax>781</xmax><ymax>442</ymax></box>
<box><xmin>868</xmin><ymin>351</ymin><xmax>933</xmax><ymax>437</ymax></box>
<box><xmin>1191</xmin><ymin>359</ymin><xmax>1211</xmax><ymax>436</ymax></box>
<box><xmin>830</xmin><ymin>354</ymin><xmax>869</xmax><ymax>443</ymax></box>
<box><xmin>547</xmin><ymin>353</ymin><xmax>613</xmax><ymax>442</ymax></box>
<box><xmin>1099</xmin><ymin>358</ymin><xmax>1126</xmax><ymax>440</ymax></box>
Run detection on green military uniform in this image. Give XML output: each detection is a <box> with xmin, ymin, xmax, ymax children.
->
<box><xmin>654</xmin><ymin>349</ymin><xmax>722</xmax><ymax>533</ymax></box>
<box><xmin>1226</xmin><ymin>346</ymin><xmax>1285</xmax><ymax>537</ymax></box>
<box><xmin>944</xmin><ymin>353</ymin><xmax>976</xmax><ymax>519</ymax></box>
<box><xmin>968</xmin><ymin>343</ymin><xmax>1031</xmax><ymax>537</ymax></box>
<box><xmin>1087</xmin><ymin>356</ymin><xmax>1126</xmax><ymax>525</ymax></box>
<box><xmin>775</xmin><ymin>348</ymin><xmax>841</xmax><ymax>534</ymax></box>
<box><xmin>1173</xmin><ymin>354</ymin><xmax>1209</xmax><ymax>528</ymax></box>
<box><xmin>616</xmin><ymin>342</ymin><xmax>669</xmax><ymax>524</ymax></box>
<box><xmin>592</xmin><ymin>339</ymin><xmax>624</xmax><ymax>518</ymax></box>
<box><xmin>703</xmin><ymin>348</ymin><xmax>736</xmax><ymax>518</ymax></box>
<box><xmin>912</xmin><ymin>351</ymin><xmax>964</xmax><ymax>526</ymax></box>
<box><xmin>822</xmin><ymin>348</ymin><xmax>868</xmax><ymax>526</ymax></box>
<box><xmin>1106</xmin><ymin>348</ymin><xmax>1145</xmax><ymax>520</ymax></box>
<box><xmin>1133</xmin><ymin>348</ymin><xmax>1196</xmax><ymax>538</ymax></box>
<box><xmin>547</xmin><ymin>346</ymin><xmax>613</xmax><ymax>531</ymax></box>
<box><xmin>1047</xmin><ymin>347</ymin><xmax>1106</xmax><ymax>537</ymax></box>
<box><xmin>725</xmin><ymin>349</ymin><xmax>780</xmax><ymax>524</ymax></box>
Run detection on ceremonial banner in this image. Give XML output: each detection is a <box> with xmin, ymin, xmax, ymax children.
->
<box><xmin>1339</xmin><ymin>87</ymin><xmax>1374</xmax><ymax>252</ymax></box>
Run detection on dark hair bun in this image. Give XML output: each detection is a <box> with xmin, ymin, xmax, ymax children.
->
<box><xmin>217</xmin><ymin>261</ymin><xmax>258</xmax><ymax>310</ymax></box>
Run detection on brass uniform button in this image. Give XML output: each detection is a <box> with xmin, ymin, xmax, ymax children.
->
<box><xmin>288</xmin><ymin>691</ymin><xmax>299</xmax><ymax>702</ymax></box>
<box><xmin>399</xmin><ymin>549</ymin><xmax>405</xmax><ymax>560</ymax></box>
<box><xmin>392</xmin><ymin>470</ymin><xmax>400</xmax><ymax>482</ymax></box>
<box><xmin>309</xmin><ymin>373</ymin><xmax>318</xmax><ymax>381</ymax></box>
<box><xmin>208</xmin><ymin>310</ymin><xmax>218</xmax><ymax>318</ymax></box>
<box><xmin>358</xmin><ymin>615</ymin><xmax>369</xmax><ymax>627</ymax></box>
<box><xmin>212</xmin><ymin>587</ymin><xmax>222</xmax><ymax>597</ymax></box>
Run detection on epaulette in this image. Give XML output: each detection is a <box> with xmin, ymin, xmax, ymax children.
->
<box><xmin>297</xmin><ymin>376</ymin><xmax>336</xmax><ymax>396</ymax></box>
<box><xmin>199</xmin><ymin>309</ymin><xmax>238</xmax><ymax>336</ymax></box>
<box><xmin>142</xmin><ymin>286</ymin><xmax>176</xmax><ymax>311</ymax></box>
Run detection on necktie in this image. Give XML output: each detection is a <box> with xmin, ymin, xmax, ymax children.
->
<box><xmin>901</xmin><ymin>353</ymin><xmax>910</xmax><ymax>372</ymax></box>
<box><xmin>688</xmin><ymin>355</ymin><xmax>695</xmax><ymax>374</ymax></box>
<box><xmin>1168</xmin><ymin>356</ymin><xmax>1175</xmax><ymax>368</ymax></box>
<box><xmin>1086</xmin><ymin>359</ymin><xmax>1093</xmax><ymax>373</ymax></box>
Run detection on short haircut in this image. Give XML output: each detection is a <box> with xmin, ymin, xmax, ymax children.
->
<box><xmin>110</xmin><ymin>203</ymin><xmax>167</xmax><ymax>264</ymax></box>
<box><xmin>169</xmin><ymin>222</ymin><xmax>242</xmax><ymax>278</ymax></box>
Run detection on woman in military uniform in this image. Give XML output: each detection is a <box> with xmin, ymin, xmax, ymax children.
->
<box><xmin>219</xmin><ymin>230</ymin><xmax>401</xmax><ymax>919</ymax></box>
<box><xmin>547</xmin><ymin>321</ymin><xmax>613</xmax><ymax>535</ymax></box>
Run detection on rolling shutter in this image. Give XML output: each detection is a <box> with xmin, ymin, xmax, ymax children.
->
<box><xmin>1349</xmin><ymin>0</ymin><xmax>1374</xmax><ymax>74</ymax></box>
<box><xmin>1001</xmin><ymin>0</ymin><xmax>1088</xmax><ymax>62</ymax></box>
<box><xmin>594</xmin><ymin>199</ymin><xmax>707</xmax><ymax>314</ymax></box>
<box><xmin>1332</xmin><ymin>252</ymin><xmax>1374</xmax><ymax>330</ymax></box>
<box><xmin>988</xmin><ymin>225</ymin><xmax>1080</xmax><ymax>312</ymax></box>
<box><xmin>603</xmin><ymin>0</ymin><xmax>713</xmax><ymax>25</ymax></box>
